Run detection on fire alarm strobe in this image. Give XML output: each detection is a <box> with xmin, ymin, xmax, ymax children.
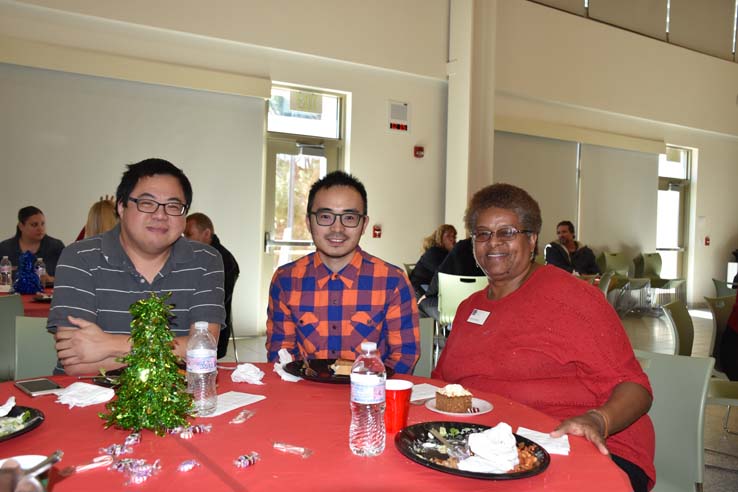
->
<box><xmin>414</xmin><ymin>146</ymin><xmax>424</xmax><ymax>158</ymax></box>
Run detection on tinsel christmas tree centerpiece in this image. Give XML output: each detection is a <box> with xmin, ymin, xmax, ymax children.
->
<box><xmin>100</xmin><ymin>293</ymin><xmax>192</xmax><ymax>435</ymax></box>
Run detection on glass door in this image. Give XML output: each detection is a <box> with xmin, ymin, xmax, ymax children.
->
<box><xmin>263</xmin><ymin>136</ymin><xmax>340</xmax><ymax>269</ymax></box>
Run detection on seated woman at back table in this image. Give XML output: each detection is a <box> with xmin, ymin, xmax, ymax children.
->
<box><xmin>84</xmin><ymin>197</ymin><xmax>118</xmax><ymax>238</ymax></box>
<box><xmin>0</xmin><ymin>206</ymin><xmax>65</xmax><ymax>285</ymax></box>
<box><xmin>409</xmin><ymin>224</ymin><xmax>456</xmax><ymax>298</ymax></box>
<box><xmin>432</xmin><ymin>183</ymin><xmax>655</xmax><ymax>492</ymax></box>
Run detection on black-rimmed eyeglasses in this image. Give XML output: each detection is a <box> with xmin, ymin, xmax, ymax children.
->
<box><xmin>309</xmin><ymin>211</ymin><xmax>365</xmax><ymax>228</ymax></box>
<box><xmin>472</xmin><ymin>226</ymin><xmax>532</xmax><ymax>243</ymax></box>
<box><xmin>128</xmin><ymin>197</ymin><xmax>188</xmax><ymax>216</ymax></box>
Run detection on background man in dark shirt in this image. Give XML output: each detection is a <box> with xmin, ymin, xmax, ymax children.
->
<box><xmin>544</xmin><ymin>220</ymin><xmax>600</xmax><ymax>275</ymax></box>
<box><xmin>185</xmin><ymin>212</ymin><xmax>240</xmax><ymax>359</ymax></box>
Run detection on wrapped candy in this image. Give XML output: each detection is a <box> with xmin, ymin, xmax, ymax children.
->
<box><xmin>168</xmin><ymin>424</ymin><xmax>212</xmax><ymax>439</ymax></box>
<box><xmin>124</xmin><ymin>432</ymin><xmax>142</xmax><ymax>446</ymax></box>
<box><xmin>233</xmin><ymin>452</ymin><xmax>260</xmax><ymax>469</ymax></box>
<box><xmin>99</xmin><ymin>443</ymin><xmax>133</xmax><ymax>457</ymax></box>
<box><xmin>177</xmin><ymin>460</ymin><xmax>201</xmax><ymax>472</ymax></box>
<box><xmin>229</xmin><ymin>409</ymin><xmax>256</xmax><ymax>424</ymax></box>
<box><xmin>109</xmin><ymin>458</ymin><xmax>147</xmax><ymax>472</ymax></box>
<box><xmin>124</xmin><ymin>459</ymin><xmax>161</xmax><ymax>485</ymax></box>
<box><xmin>273</xmin><ymin>441</ymin><xmax>314</xmax><ymax>458</ymax></box>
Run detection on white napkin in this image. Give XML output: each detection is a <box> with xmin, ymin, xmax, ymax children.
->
<box><xmin>516</xmin><ymin>426</ymin><xmax>570</xmax><ymax>456</ymax></box>
<box><xmin>273</xmin><ymin>349</ymin><xmax>302</xmax><ymax>382</ymax></box>
<box><xmin>458</xmin><ymin>422</ymin><xmax>520</xmax><ymax>473</ymax></box>
<box><xmin>0</xmin><ymin>396</ymin><xmax>15</xmax><ymax>417</ymax></box>
<box><xmin>198</xmin><ymin>391</ymin><xmax>266</xmax><ymax>418</ymax></box>
<box><xmin>55</xmin><ymin>382</ymin><xmax>114</xmax><ymax>408</ymax></box>
<box><xmin>410</xmin><ymin>383</ymin><xmax>440</xmax><ymax>402</ymax></box>
<box><xmin>231</xmin><ymin>363</ymin><xmax>265</xmax><ymax>385</ymax></box>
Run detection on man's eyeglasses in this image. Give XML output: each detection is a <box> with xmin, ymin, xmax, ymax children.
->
<box><xmin>128</xmin><ymin>197</ymin><xmax>188</xmax><ymax>216</ymax></box>
<box><xmin>309</xmin><ymin>211</ymin><xmax>365</xmax><ymax>228</ymax></box>
<box><xmin>472</xmin><ymin>226</ymin><xmax>532</xmax><ymax>243</ymax></box>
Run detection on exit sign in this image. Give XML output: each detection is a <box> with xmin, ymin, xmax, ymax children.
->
<box><xmin>290</xmin><ymin>91</ymin><xmax>322</xmax><ymax>114</ymax></box>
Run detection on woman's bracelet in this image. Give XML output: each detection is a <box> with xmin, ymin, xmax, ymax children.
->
<box><xmin>587</xmin><ymin>408</ymin><xmax>610</xmax><ymax>439</ymax></box>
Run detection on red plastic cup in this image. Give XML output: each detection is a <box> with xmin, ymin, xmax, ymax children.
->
<box><xmin>385</xmin><ymin>379</ymin><xmax>413</xmax><ymax>433</ymax></box>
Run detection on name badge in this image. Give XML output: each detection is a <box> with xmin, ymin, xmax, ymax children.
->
<box><xmin>467</xmin><ymin>309</ymin><xmax>490</xmax><ymax>325</ymax></box>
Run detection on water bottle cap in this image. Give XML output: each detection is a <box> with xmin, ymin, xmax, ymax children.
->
<box><xmin>194</xmin><ymin>321</ymin><xmax>209</xmax><ymax>330</ymax></box>
<box><xmin>360</xmin><ymin>341</ymin><xmax>377</xmax><ymax>352</ymax></box>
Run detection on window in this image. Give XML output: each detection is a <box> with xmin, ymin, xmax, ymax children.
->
<box><xmin>656</xmin><ymin>146</ymin><xmax>691</xmax><ymax>279</ymax></box>
<box><xmin>267</xmin><ymin>87</ymin><xmax>340</xmax><ymax>139</ymax></box>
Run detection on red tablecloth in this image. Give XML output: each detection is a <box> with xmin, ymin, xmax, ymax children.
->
<box><xmin>21</xmin><ymin>293</ymin><xmax>51</xmax><ymax>318</ymax></box>
<box><xmin>0</xmin><ymin>365</ymin><xmax>631</xmax><ymax>492</ymax></box>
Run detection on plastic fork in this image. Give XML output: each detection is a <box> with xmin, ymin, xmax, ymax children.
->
<box><xmin>429</xmin><ymin>429</ymin><xmax>471</xmax><ymax>460</ymax></box>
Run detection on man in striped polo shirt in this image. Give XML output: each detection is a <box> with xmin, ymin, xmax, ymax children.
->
<box><xmin>49</xmin><ymin>159</ymin><xmax>225</xmax><ymax>376</ymax></box>
<box><xmin>266</xmin><ymin>171</ymin><xmax>420</xmax><ymax>374</ymax></box>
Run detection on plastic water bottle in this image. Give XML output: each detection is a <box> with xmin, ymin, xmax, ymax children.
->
<box><xmin>34</xmin><ymin>257</ymin><xmax>46</xmax><ymax>283</ymax></box>
<box><xmin>186</xmin><ymin>321</ymin><xmax>218</xmax><ymax>416</ymax></box>
<box><xmin>0</xmin><ymin>256</ymin><xmax>11</xmax><ymax>291</ymax></box>
<box><xmin>349</xmin><ymin>341</ymin><xmax>386</xmax><ymax>456</ymax></box>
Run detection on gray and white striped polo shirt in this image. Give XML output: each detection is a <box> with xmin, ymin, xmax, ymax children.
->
<box><xmin>47</xmin><ymin>224</ymin><xmax>225</xmax><ymax>372</ymax></box>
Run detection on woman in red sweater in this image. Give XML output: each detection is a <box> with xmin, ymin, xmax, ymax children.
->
<box><xmin>432</xmin><ymin>183</ymin><xmax>655</xmax><ymax>491</ymax></box>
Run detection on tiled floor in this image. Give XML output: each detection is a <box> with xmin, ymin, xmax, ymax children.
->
<box><xmin>225</xmin><ymin>309</ymin><xmax>738</xmax><ymax>490</ymax></box>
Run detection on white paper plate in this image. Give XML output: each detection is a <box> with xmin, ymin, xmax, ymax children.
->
<box><xmin>425</xmin><ymin>397</ymin><xmax>493</xmax><ymax>416</ymax></box>
<box><xmin>0</xmin><ymin>455</ymin><xmax>46</xmax><ymax>469</ymax></box>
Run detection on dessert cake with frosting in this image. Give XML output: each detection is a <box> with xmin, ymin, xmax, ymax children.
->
<box><xmin>435</xmin><ymin>384</ymin><xmax>473</xmax><ymax>413</ymax></box>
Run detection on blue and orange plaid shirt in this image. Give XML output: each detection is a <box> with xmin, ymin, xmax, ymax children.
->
<box><xmin>266</xmin><ymin>247</ymin><xmax>420</xmax><ymax>374</ymax></box>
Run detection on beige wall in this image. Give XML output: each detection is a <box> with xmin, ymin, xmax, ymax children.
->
<box><xmin>0</xmin><ymin>0</ymin><xmax>449</xmax><ymax>334</ymax></box>
<box><xmin>491</xmin><ymin>0</ymin><xmax>738</xmax><ymax>302</ymax></box>
<box><xmin>14</xmin><ymin>0</ymin><xmax>449</xmax><ymax>79</ymax></box>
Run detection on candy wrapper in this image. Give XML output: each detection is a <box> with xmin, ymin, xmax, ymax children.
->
<box><xmin>168</xmin><ymin>424</ymin><xmax>212</xmax><ymax>439</ymax></box>
<box><xmin>229</xmin><ymin>409</ymin><xmax>256</xmax><ymax>424</ymax></box>
<box><xmin>233</xmin><ymin>452</ymin><xmax>260</xmax><ymax>469</ymax></box>
<box><xmin>178</xmin><ymin>460</ymin><xmax>201</xmax><ymax>472</ymax></box>
<box><xmin>273</xmin><ymin>441</ymin><xmax>314</xmax><ymax>458</ymax></box>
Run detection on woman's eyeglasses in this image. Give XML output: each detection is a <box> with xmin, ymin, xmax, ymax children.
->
<box><xmin>472</xmin><ymin>226</ymin><xmax>532</xmax><ymax>242</ymax></box>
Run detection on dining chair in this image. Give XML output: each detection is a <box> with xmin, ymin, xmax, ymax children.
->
<box><xmin>707</xmin><ymin>379</ymin><xmax>738</xmax><ymax>435</ymax></box>
<box><xmin>597</xmin><ymin>271</ymin><xmax>614</xmax><ymax>296</ymax></box>
<box><xmin>412</xmin><ymin>317</ymin><xmax>435</xmax><ymax>378</ymax></box>
<box><xmin>403</xmin><ymin>263</ymin><xmax>415</xmax><ymax>278</ymax></box>
<box><xmin>595</xmin><ymin>251</ymin><xmax>630</xmax><ymax>276</ymax></box>
<box><xmin>660</xmin><ymin>300</ymin><xmax>694</xmax><ymax>356</ymax></box>
<box><xmin>703</xmin><ymin>295</ymin><xmax>736</xmax><ymax>373</ymax></box>
<box><xmin>712</xmin><ymin>278</ymin><xmax>738</xmax><ymax>298</ymax></box>
<box><xmin>0</xmin><ymin>294</ymin><xmax>24</xmax><ymax>381</ymax></box>
<box><xmin>615</xmin><ymin>277</ymin><xmax>652</xmax><ymax>318</ymax></box>
<box><xmin>437</xmin><ymin>273</ymin><xmax>488</xmax><ymax>330</ymax></box>
<box><xmin>14</xmin><ymin>316</ymin><xmax>57</xmax><ymax>380</ymax></box>
<box><xmin>634</xmin><ymin>349</ymin><xmax>713</xmax><ymax>492</ymax></box>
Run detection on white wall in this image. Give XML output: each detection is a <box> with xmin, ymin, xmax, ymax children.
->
<box><xmin>0</xmin><ymin>0</ymin><xmax>449</xmax><ymax>333</ymax></box>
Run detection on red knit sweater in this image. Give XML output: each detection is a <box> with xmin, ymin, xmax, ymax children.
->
<box><xmin>432</xmin><ymin>265</ymin><xmax>655</xmax><ymax>488</ymax></box>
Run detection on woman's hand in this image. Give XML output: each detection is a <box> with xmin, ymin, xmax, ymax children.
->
<box><xmin>551</xmin><ymin>411</ymin><xmax>609</xmax><ymax>455</ymax></box>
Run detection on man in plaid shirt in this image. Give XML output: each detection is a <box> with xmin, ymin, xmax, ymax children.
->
<box><xmin>266</xmin><ymin>171</ymin><xmax>420</xmax><ymax>374</ymax></box>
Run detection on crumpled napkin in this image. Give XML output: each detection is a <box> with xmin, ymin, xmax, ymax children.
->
<box><xmin>516</xmin><ymin>426</ymin><xmax>570</xmax><ymax>455</ymax></box>
<box><xmin>0</xmin><ymin>396</ymin><xmax>15</xmax><ymax>417</ymax></box>
<box><xmin>55</xmin><ymin>382</ymin><xmax>114</xmax><ymax>408</ymax></box>
<box><xmin>273</xmin><ymin>349</ymin><xmax>302</xmax><ymax>382</ymax></box>
<box><xmin>458</xmin><ymin>422</ymin><xmax>520</xmax><ymax>473</ymax></box>
<box><xmin>231</xmin><ymin>363</ymin><xmax>265</xmax><ymax>385</ymax></box>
